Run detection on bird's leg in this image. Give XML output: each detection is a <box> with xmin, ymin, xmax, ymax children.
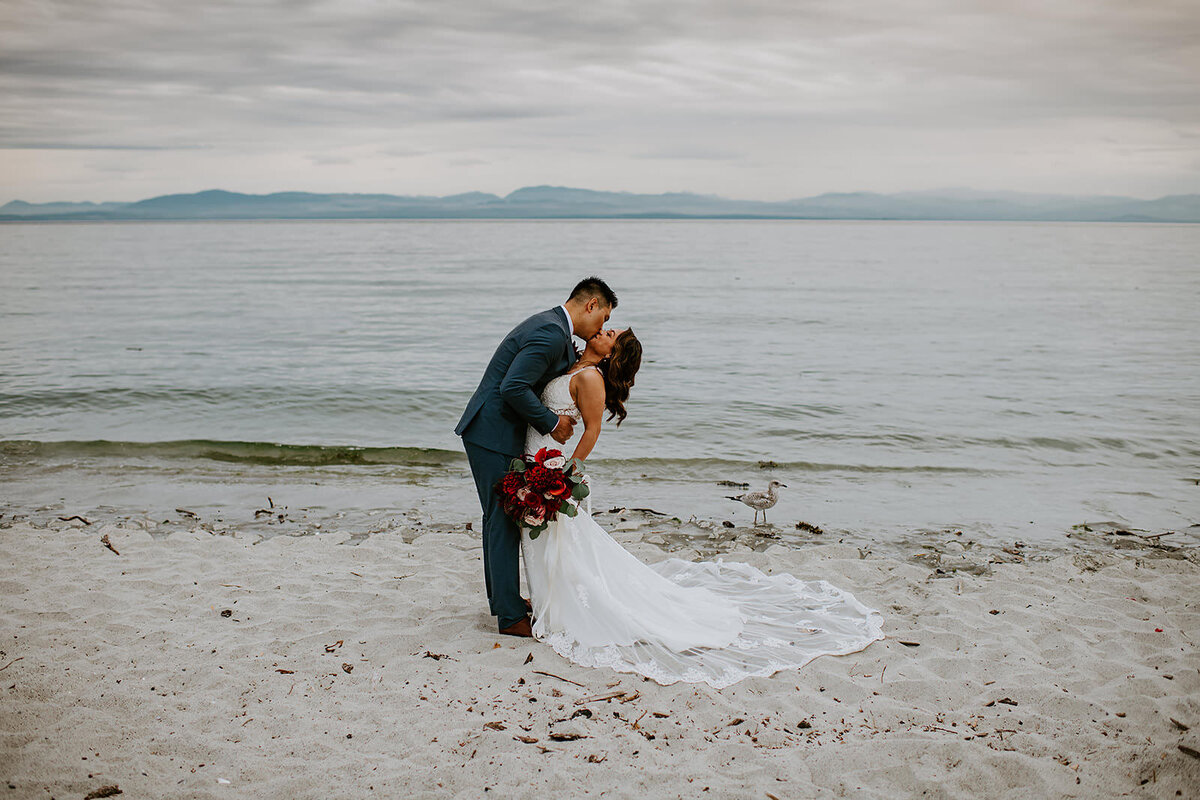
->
<box><xmin>762</xmin><ymin>509</ymin><xmax>768</xmax><ymax>524</ymax></box>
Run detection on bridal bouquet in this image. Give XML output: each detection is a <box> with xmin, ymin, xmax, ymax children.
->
<box><xmin>495</xmin><ymin>447</ymin><xmax>590</xmax><ymax>539</ymax></box>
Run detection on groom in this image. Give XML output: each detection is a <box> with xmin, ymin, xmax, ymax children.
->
<box><xmin>456</xmin><ymin>277</ymin><xmax>617</xmax><ymax>636</ymax></box>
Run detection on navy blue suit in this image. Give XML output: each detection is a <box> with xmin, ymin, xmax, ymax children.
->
<box><xmin>456</xmin><ymin>307</ymin><xmax>575</xmax><ymax>629</ymax></box>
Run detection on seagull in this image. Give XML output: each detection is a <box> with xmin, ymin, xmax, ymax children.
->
<box><xmin>727</xmin><ymin>480</ymin><xmax>787</xmax><ymax>525</ymax></box>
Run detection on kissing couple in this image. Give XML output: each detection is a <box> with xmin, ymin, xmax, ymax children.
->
<box><xmin>456</xmin><ymin>277</ymin><xmax>883</xmax><ymax>688</ymax></box>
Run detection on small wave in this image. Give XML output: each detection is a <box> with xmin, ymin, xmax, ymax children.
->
<box><xmin>596</xmin><ymin>456</ymin><xmax>986</xmax><ymax>475</ymax></box>
<box><xmin>0</xmin><ymin>439</ymin><xmax>464</xmax><ymax>467</ymax></box>
<box><xmin>0</xmin><ymin>439</ymin><xmax>986</xmax><ymax>474</ymax></box>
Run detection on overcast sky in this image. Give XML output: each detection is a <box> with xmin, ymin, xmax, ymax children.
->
<box><xmin>2</xmin><ymin>0</ymin><xmax>1198</xmax><ymax>202</ymax></box>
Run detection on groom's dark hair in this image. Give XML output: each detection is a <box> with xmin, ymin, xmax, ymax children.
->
<box><xmin>569</xmin><ymin>277</ymin><xmax>618</xmax><ymax>309</ymax></box>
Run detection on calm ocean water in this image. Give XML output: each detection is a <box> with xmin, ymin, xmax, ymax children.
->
<box><xmin>1</xmin><ymin>220</ymin><xmax>1197</xmax><ymax>549</ymax></box>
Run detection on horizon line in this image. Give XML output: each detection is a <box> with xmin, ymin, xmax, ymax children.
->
<box><xmin>6</xmin><ymin>184</ymin><xmax>1200</xmax><ymax>206</ymax></box>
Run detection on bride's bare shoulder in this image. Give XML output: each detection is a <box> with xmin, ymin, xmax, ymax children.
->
<box><xmin>570</xmin><ymin>366</ymin><xmax>605</xmax><ymax>399</ymax></box>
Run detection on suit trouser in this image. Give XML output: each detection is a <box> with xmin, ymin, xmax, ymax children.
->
<box><xmin>463</xmin><ymin>441</ymin><xmax>525</xmax><ymax>630</ymax></box>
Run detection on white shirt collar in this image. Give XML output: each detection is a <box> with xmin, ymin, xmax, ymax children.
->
<box><xmin>559</xmin><ymin>304</ymin><xmax>574</xmax><ymax>338</ymax></box>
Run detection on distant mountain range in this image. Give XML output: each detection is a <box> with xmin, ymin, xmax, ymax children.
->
<box><xmin>3</xmin><ymin>186</ymin><xmax>1198</xmax><ymax>222</ymax></box>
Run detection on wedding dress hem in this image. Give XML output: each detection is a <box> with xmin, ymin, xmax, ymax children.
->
<box><xmin>519</xmin><ymin>370</ymin><xmax>885</xmax><ymax>689</ymax></box>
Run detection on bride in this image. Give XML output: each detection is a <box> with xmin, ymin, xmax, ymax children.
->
<box><xmin>520</xmin><ymin>327</ymin><xmax>884</xmax><ymax>689</ymax></box>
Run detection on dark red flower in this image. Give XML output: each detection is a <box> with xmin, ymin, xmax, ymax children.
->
<box><xmin>525</xmin><ymin>465</ymin><xmax>558</xmax><ymax>493</ymax></box>
<box><xmin>500</xmin><ymin>472</ymin><xmax>523</xmax><ymax>496</ymax></box>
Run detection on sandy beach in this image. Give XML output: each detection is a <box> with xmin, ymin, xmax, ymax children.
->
<box><xmin>2</xmin><ymin>515</ymin><xmax>1197</xmax><ymax>799</ymax></box>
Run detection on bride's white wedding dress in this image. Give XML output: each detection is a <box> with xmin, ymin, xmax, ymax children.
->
<box><xmin>520</xmin><ymin>368</ymin><xmax>884</xmax><ymax>689</ymax></box>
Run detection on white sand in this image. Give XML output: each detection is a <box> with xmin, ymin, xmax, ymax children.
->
<box><xmin>2</xmin><ymin>520</ymin><xmax>1197</xmax><ymax>799</ymax></box>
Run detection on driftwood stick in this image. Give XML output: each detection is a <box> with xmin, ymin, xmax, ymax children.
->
<box><xmin>574</xmin><ymin>690</ymin><xmax>628</xmax><ymax>705</ymax></box>
<box><xmin>532</xmin><ymin>670</ymin><xmax>586</xmax><ymax>688</ymax></box>
<box><xmin>0</xmin><ymin>656</ymin><xmax>24</xmax><ymax>672</ymax></box>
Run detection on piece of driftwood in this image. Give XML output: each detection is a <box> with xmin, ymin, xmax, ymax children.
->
<box><xmin>533</xmin><ymin>670</ymin><xmax>585</xmax><ymax>687</ymax></box>
<box><xmin>57</xmin><ymin>515</ymin><xmax>91</xmax><ymax>525</ymax></box>
<box><xmin>574</xmin><ymin>690</ymin><xmax>628</xmax><ymax>705</ymax></box>
<box><xmin>100</xmin><ymin>534</ymin><xmax>120</xmax><ymax>555</ymax></box>
<box><xmin>84</xmin><ymin>787</ymin><xmax>122</xmax><ymax>799</ymax></box>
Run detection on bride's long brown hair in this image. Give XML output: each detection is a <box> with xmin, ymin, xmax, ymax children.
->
<box><xmin>599</xmin><ymin>329</ymin><xmax>642</xmax><ymax>425</ymax></box>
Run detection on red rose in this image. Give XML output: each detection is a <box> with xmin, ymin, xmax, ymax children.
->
<box><xmin>522</xmin><ymin>492</ymin><xmax>544</xmax><ymax>509</ymax></box>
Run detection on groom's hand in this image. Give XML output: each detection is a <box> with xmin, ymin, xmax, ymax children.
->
<box><xmin>550</xmin><ymin>415</ymin><xmax>575</xmax><ymax>444</ymax></box>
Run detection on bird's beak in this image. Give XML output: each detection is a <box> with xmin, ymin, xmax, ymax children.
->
<box><xmin>781</xmin><ymin>483</ymin><xmax>788</xmax><ymax>488</ymax></box>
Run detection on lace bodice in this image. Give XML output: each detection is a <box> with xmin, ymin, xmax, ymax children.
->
<box><xmin>524</xmin><ymin>367</ymin><xmax>598</xmax><ymax>454</ymax></box>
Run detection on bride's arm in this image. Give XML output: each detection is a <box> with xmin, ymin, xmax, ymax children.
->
<box><xmin>569</xmin><ymin>369</ymin><xmax>606</xmax><ymax>462</ymax></box>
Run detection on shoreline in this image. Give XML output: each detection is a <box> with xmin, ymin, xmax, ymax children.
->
<box><xmin>3</xmin><ymin>493</ymin><xmax>1196</xmax><ymax>567</ymax></box>
<box><xmin>2</xmin><ymin>519</ymin><xmax>1197</xmax><ymax>798</ymax></box>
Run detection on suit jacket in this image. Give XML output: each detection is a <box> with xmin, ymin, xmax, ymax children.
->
<box><xmin>455</xmin><ymin>307</ymin><xmax>575</xmax><ymax>456</ymax></box>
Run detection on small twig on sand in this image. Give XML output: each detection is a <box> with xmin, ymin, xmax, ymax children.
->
<box><xmin>574</xmin><ymin>690</ymin><xmax>629</xmax><ymax>705</ymax></box>
<box><xmin>533</xmin><ymin>670</ymin><xmax>586</xmax><ymax>687</ymax></box>
<box><xmin>630</xmin><ymin>507</ymin><xmax>667</xmax><ymax>516</ymax></box>
<box><xmin>0</xmin><ymin>656</ymin><xmax>24</xmax><ymax>672</ymax></box>
<box><xmin>83</xmin><ymin>786</ymin><xmax>122</xmax><ymax>800</ymax></box>
<box><xmin>100</xmin><ymin>534</ymin><xmax>120</xmax><ymax>555</ymax></box>
<box><xmin>57</xmin><ymin>515</ymin><xmax>91</xmax><ymax>525</ymax></box>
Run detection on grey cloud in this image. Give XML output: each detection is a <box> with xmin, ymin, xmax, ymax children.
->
<box><xmin>1</xmin><ymin>0</ymin><xmax>1197</xmax><ymax>198</ymax></box>
<box><xmin>0</xmin><ymin>143</ymin><xmax>191</xmax><ymax>151</ymax></box>
<box><xmin>637</xmin><ymin>147</ymin><xmax>742</xmax><ymax>161</ymax></box>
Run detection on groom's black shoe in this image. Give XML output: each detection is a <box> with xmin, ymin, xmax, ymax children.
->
<box><xmin>499</xmin><ymin>616</ymin><xmax>533</xmax><ymax>637</ymax></box>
